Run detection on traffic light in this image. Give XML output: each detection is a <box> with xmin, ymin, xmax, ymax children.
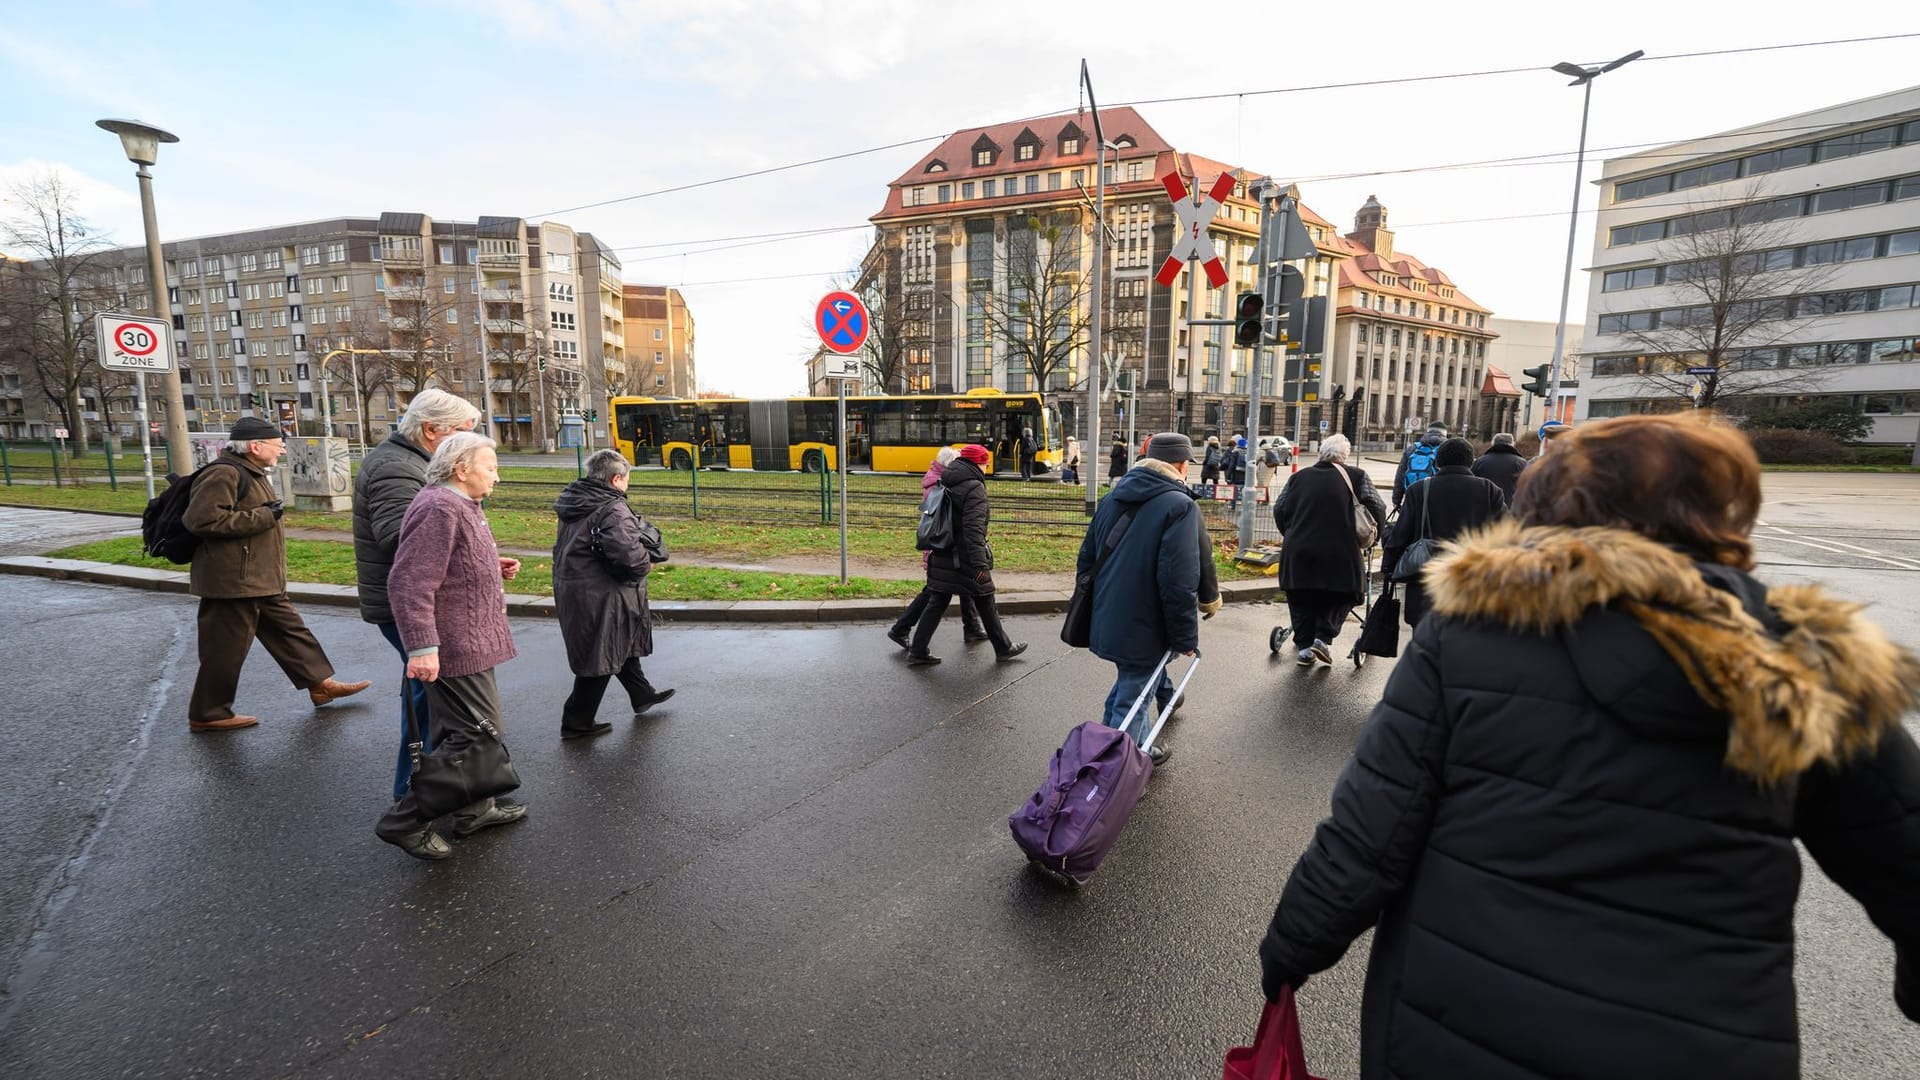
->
<box><xmin>1234</xmin><ymin>292</ymin><xmax>1264</xmax><ymax>347</ymax></box>
<box><xmin>585</xmin><ymin>409</ymin><xmax>597</xmax><ymax>423</ymax></box>
<box><xmin>537</xmin><ymin>357</ymin><xmax>547</xmax><ymax>372</ymax></box>
<box><xmin>250</xmin><ymin>391</ymin><xmax>266</xmax><ymax>411</ymax></box>
<box><xmin>1519</xmin><ymin>365</ymin><xmax>1551</xmax><ymax>397</ymax></box>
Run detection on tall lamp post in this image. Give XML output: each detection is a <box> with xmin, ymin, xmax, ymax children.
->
<box><xmin>97</xmin><ymin>119</ymin><xmax>191</xmax><ymax>474</ymax></box>
<box><xmin>1543</xmin><ymin>50</ymin><xmax>1641</xmax><ymax>424</ymax></box>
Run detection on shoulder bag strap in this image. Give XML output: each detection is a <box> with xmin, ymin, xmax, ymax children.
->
<box><xmin>1332</xmin><ymin>462</ymin><xmax>1361</xmax><ymax>509</ymax></box>
<box><xmin>1419</xmin><ymin>482</ymin><xmax>1433</xmax><ymax>540</ymax></box>
<box><xmin>1092</xmin><ymin>489</ymin><xmax>1184</xmax><ymax>579</ymax></box>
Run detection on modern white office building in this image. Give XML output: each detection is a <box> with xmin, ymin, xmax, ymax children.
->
<box><xmin>1578</xmin><ymin>85</ymin><xmax>1920</xmax><ymax>443</ymax></box>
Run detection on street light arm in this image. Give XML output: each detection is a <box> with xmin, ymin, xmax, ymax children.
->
<box><xmin>1600</xmin><ymin>49</ymin><xmax>1645</xmax><ymax>73</ymax></box>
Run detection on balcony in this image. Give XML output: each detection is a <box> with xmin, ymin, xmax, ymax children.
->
<box><xmin>379</xmin><ymin>245</ymin><xmax>423</xmax><ymax>267</ymax></box>
<box><xmin>384</xmin><ymin>283</ymin><xmax>426</xmax><ymax>300</ymax></box>
<box><xmin>481</xmin><ymin>287</ymin><xmax>522</xmax><ymax>302</ymax></box>
<box><xmin>484</xmin><ymin>319</ymin><xmax>527</xmax><ymax>335</ymax></box>
<box><xmin>479</xmin><ymin>250</ymin><xmax>522</xmax><ymax>268</ymax></box>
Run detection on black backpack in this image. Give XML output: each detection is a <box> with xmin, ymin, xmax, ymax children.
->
<box><xmin>141</xmin><ymin>460</ymin><xmax>238</xmax><ymax>564</ymax></box>
<box><xmin>914</xmin><ymin>485</ymin><xmax>954</xmax><ymax>552</ymax></box>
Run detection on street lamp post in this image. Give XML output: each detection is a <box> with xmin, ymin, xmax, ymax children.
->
<box><xmin>1544</xmin><ymin>50</ymin><xmax>1642</xmax><ymax>424</ymax></box>
<box><xmin>97</xmin><ymin>118</ymin><xmax>191</xmax><ymax>475</ymax></box>
<box><xmin>1080</xmin><ymin>59</ymin><xmax>1107</xmax><ymax>517</ymax></box>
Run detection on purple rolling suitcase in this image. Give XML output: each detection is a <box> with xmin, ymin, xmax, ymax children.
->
<box><xmin>1009</xmin><ymin>651</ymin><xmax>1199</xmax><ymax>885</ymax></box>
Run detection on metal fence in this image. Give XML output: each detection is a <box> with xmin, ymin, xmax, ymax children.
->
<box><xmin>0</xmin><ymin>439</ymin><xmax>139</xmax><ymax>490</ymax></box>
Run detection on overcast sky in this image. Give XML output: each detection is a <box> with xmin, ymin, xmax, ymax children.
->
<box><xmin>3</xmin><ymin>1</ymin><xmax>1916</xmax><ymax>396</ymax></box>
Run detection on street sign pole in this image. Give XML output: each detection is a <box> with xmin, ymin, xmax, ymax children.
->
<box><xmin>837</xmin><ymin>378</ymin><xmax>848</xmax><ymax>584</ymax></box>
<box><xmin>134</xmin><ymin>375</ymin><xmax>155</xmax><ymax>499</ymax></box>
<box><xmin>96</xmin><ymin>312</ymin><xmax>174</xmax><ymax>498</ymax></box>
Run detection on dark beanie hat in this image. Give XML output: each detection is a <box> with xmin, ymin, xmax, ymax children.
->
<box><xmin>1437</xmin><ymin>437</ymin><xmax>1474</xmax><ymax>468</ymax></box>
<box><xmin>958</xmin><ymin>443</ymin><xmax>991</xmax><ymax>465</ymax></box>
<box><xmin>230</xmin><ymin>416</ymin><xmax>281</xmax><ymax>441</ymax></box>
<box><xmin>1145</xmin><ymin>432</ymin><xmax>1192</xmax><ymax>464</ymax></box>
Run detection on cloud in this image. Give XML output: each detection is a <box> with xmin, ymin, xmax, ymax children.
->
<box><xmin>0</xmin><ymin>160</ymin><xmax>143</xmax><ymax>249</ymax></box>
<box><xmin>0</xmin><ymin>27</ymin><xmax>135</xmax><ymax>111</ymax></box>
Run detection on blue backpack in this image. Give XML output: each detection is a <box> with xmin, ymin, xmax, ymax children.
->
<box><xmin>1403</xmin><ymin>441</ymin><xmax>1439</xmax><ymax>488</ymax></box>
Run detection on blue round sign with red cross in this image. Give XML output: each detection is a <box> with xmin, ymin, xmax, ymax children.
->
<box><xmin>815</xmin><ymin>290</ymin><xmax>870</xmax><ymax>355</ymax></box>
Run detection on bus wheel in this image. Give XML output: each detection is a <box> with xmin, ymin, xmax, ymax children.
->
<box><xmin>800</xmin><ymin>450</ymin><xmax>825</xmax><ymax>473</ymax></box>
<box><xmin>669</xmin><ymin>448</ymin><xmax>693</xmax><ymax>471</ymax></box>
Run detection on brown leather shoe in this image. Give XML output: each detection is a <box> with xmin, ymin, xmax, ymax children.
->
<box><xmin>190</xmin><ymin>715</ymin><xmax>259</xmax><ymax>732</ymax></box>
<box><xmin>309</xmin><ymin>678</ymin><xmax>372</xmax><ymax>706</ymax></box>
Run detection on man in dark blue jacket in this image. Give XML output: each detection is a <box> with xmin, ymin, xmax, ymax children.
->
<box><xmin>1392</xmin><ymin>423</ymin><xmax>1448</xmax><ymax>508</ymax></box>
<box><xmin>1076</xmin><ymin>432</ymin><xmax>1221</xmax><ymax>764</ymax></box>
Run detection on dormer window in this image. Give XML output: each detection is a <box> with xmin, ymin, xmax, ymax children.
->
<box><xmin>1062</xmin><ymin>137</ymin><xmax>1080</xmax><ymax>155</ymax></box>
<box><xmin>1017</xmin><ymin>144</ymin><xmax>1036</xmax><ymax>161</ymax></box>
<box><xmin>925</xmin><ymin>160</ymin><xmax>947</xmax><ymax>174</ymax></box>
<box><xmin>1113</xmin><ymin>135</ymin><xmax>1135</xmax><ymax>149</ymax></box>
<box><xmin>1014</xmin><ymin>127</ymin><xmax>1042</xmax><ymax>163</ymax></box>
<box><xmin>970</xmin><ymin>134</ymin><xmax>999</xmax><ymax>168</ymax></box>
<box><xmin>975</xmin><ymin>149</ymin><xmax>992</xmax><ymax>166</ymax></box>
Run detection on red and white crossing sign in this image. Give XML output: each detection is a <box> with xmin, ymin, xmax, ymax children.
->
<box><xmin>1155</xmin><ymin>172</ymin><xmax>1236</xmax><ymax>290</ymax></box>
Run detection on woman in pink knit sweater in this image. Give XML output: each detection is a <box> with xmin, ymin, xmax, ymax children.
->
<box><xmin>375</xmin><ymin>432</ymin><xmax>526</xmax><ymax>861</ymax></box>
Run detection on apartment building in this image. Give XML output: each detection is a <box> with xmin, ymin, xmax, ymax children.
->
<box><xmin>621</xmin><ymin>285</ymin><xmax>697</xmax><ymax>397</ymax></box>
<box><xmin>47</xmin><ymin>212</ymin><xmax>623</xmax><ymax>449</ymax></box>
<box><xmin>1579</xmin><ymin>84</ymin><xmax>1920</xmax><ymax>443</ymax></box>
<box><xmin>1486</xmin><ymin>317</ymin><xmax>1581</xmax><ymax>435</ymax></box>
<box><xmin>864</xmin><ymin>108</ymin><xmax>1491</xmax><ymax>444</ymax></box>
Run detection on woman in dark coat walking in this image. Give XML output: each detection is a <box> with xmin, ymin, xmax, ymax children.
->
<box><xmin>552</xmin><ymin>449</ymin><xmax>674</xmax><ymax>739</ymax></box>
<box><xmin>1381</xmin><ymin>437</ymin><xmax>1507</xmax><ymax>626</ymax></box>
<box><xmin>906</xmin><ymin>444</ymin><xmax>1027</xmax><ymax>665</ymax></box>
<box><xmin>1107</xmin><ymin>434</ymin><xmax>1127</xmax><ymax>485</ymax></box>
<box><xmin>1259</xmin><ymin>415</ymin><xmax>1920</xmax><ymax>1080</ymax></box>
<box><xmin>1272</xmin><ymin>434</ymin><xmax>1386</xmax><ymax>666</ymax></box>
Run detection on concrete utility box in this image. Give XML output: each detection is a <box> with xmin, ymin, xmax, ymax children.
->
<box><xmin>287</xmin><ymin>437</ymin><xmax>352</xmax><ymax>511</ymax></box>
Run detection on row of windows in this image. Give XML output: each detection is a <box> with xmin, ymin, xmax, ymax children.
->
<box><xmin>1358</xmin><ymin>323</ymin><xmax>1488</xmax><ymax>358</ymax></box>
<box><xmin>1603</xmin><ymin>228</ymin><xmax>1920</xmax><ymax>292</ymax></box>
<box><xmin>1588</xmin><ymin>335</ymin><xmax>1920</xmax><ymax>377</ymax></box>
<box><xmin>1590</xmin><ymin>391</ymin><xmax>1919</xmax><ymax>419</ymax></box>
<box><xmin>1596</xmin><ymin>280</ymin><xmax>1920</xmax><ymax>335</ymax></box>
<box><xmin>908</xmin><ymin>161</ymin><xmax>1154</xmax><ymax>207</ymax></box>
<box><xmin>1614</xmin><ymin>118</ymin><xmax>1920</xmax><ymax>202</ymax></box>
<box><xmin>1352</xmin><ymin>294</ymin><xmax>1488</xmax><ymax>328</ymax></box>
<box><xmin>1611</xmin><ymin>172</ymin><xmax>1920</xmax><ymax>247</ymax></box>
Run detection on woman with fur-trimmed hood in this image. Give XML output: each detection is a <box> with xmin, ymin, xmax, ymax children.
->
<box><xmin>1258</xmin><ymin>414</ymin><xmax>1920</xmax><ymax>1079</ymax></box>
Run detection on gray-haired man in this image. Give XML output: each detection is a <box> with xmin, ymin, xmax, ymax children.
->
<box><xmin>352</xmin><ymin>388</ymin><xmax>481</xmax><ymax>797</ymax></box>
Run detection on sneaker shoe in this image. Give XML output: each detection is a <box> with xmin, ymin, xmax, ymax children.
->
<box><xmin>1310</xmin><ymin>639</ymin><xmax>1334</xmax><ymax>666</ymax></box>
<box><xmin>190</xmin><ymin>714</ymin><xmax>259</xmax><ymax>732</ymax></box>
<box><xmin>382</xmin><ymin>825</ymin><xmax>452</xmax><ymax>861</ymax></box>
<box><xmin>886</xmin><ymin>627</ymin><xmax>911</xmax><ymax>650</ymax></box>
<box><xmin>562</xmin><ymin>721</ymin><xmax>614</xmax><ymax>740</ymax></box>
<box><xmin>632</xmin><ymin>687</ymin><xmax>676</xmax><ymax>715</ymax></box>
<box><xmin>1145</xmin><ymin>743</ymin><xmax>1173</xmax><ymax>767</ymax></box>
<box><xmin>1297</xmin><ymin>649</ymin><xmax>1316</xmax><ymax>666</ymax></box>
<box><xmin>906</xmin><ymin>652</ymin><xmax>942</xmax><ymax>666</ymax></box>
<box><xmin>996</xmin><ymin>642</ymin><xmax>1029</xmax><ymax>662</ymax></box>
<box><xmin>453</xmin><ymin>799</ymin><xmax>529</xmax><ymax>838</ymax></box>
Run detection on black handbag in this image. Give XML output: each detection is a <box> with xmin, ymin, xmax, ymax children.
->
<box><xmin>1390</xmin><ymin>484</ymin><xmax>1436</xmax><ymax>584</ymax></box>
<box><xmin>634</xmin><ymin>515</ymin><xmax>670</xmax><ymax>563</ymax></box>
<box><xmin>402</xmin><ymin>690</ymin><xmax>519</xmax><ymax>819</ymax></box>
<box><xmin>1355</xmin><ymin>585</ymin><xmax>1403</xmax><ymax>658</ymax></box>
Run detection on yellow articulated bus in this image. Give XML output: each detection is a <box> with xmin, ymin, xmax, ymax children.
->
<box><xmin>609</xmin><ymin>389</ymin><xmax>1063</xmax><ymax>476</ymax></box>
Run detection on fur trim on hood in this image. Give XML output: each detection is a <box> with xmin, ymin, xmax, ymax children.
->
<box><xmin>1426</xmin><ymin>519</ymin><xmax>1920</xmax><ymax>782</ymax></box>
<box><xmin>1132</xmin><ymin>457</ymin><xmax>1188</xmax><ymax>483</ymax></box>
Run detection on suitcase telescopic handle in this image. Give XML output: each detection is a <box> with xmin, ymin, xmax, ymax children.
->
<box><xmin>1118</xmin><ymin>649</ymin><xmax>1201</xmax><ymax>752</ymax></box>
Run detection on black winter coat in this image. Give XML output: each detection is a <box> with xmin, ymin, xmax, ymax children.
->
<box><xmin>1107</xmin><ymin>442</ymin><xmax>1127</xmax><ymax>482</ymax></box>
<box><xmin>927</xmin><ymin>458</ymin><xmax>995</xmax><ymax>597</ymax></box>
<box><xmin>1381</xmin><ymin>465</ymin><xmax>1506</xmax><ymax>625</ymax></box>
<box><xmin>1469</xmin><ymin>442</ymin><xmax>1528</xmax><ymax>504</ymax></box>
<box><xmin>1272</xmin><ymin>461</ymin><xmax>1386</xmax><ymax>603</ymax></box>
<box><xmin>1261</xmin><ymin>521</ymin><xmax>1920</xmax><ymax>1080</ymax></box>
<box><xmin>351</xmin><ymin>431</ymin><xmax>432</xmax><ymax>624</ymax></box>
<box><xmin>552</xmin><ymin>478</ymin><xmax>653</xmax><ymax>676</ymax></box>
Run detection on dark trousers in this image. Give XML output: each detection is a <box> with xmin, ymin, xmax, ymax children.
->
<box><xmin>377</xmin><ymin>621</ymin><xmax>433</xmax><ymax>800</ymax></box>
<box><xmin>910</xmin><ymin>590</ymin><xmax>1011</xmax><ymax>654</ymax></box>
<box><xmin>376</xmin><ymin>667</ymin><xmax>507</xmax><ymax>838</ymax></box>
<box><xmin>1287</xmin><ymin>588</ymin><xmax>1355</xmax><ymax>647</ymax></box>
<box><xmin>1019</xmin><ymin>455</ymin><xmax>1034</xmax><ymax>480</ymax></box>
<box><xmin>189</xmin><ymin>594</ymin><xmax>334</xmax><ymax>723</ymax></box>
<box><xmin>891</xmin><ymin>587</ymin><xmax>983</xmax><ymax>638</ymax></box>
<box><xmin>562</xmin><ymin>656</ymin><xmax>656</xmax><ymax>730</ymax></box>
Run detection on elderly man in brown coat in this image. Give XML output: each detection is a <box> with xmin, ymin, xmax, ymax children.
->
<box><xmin>184</xmin><ymin>417</ymin><xmax>369</xmax><ymax>732</ymax></box>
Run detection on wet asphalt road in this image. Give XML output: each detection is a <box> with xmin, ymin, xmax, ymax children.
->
<box><xmin>2</xmin><ymin>471</ymin><xmax>1919</xmax><ymax>1078</ymax></box>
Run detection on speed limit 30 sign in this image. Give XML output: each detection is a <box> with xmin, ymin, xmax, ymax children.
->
<box><xmin>94</xmin><ymin>312</ymin><xmax>175</xmax><ymax>372</ymax></box>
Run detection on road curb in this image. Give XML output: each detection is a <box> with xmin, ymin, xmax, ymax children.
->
<box><xmin>0</xmin><ymin>556</ymin><xmax>1282</xmax><ymax>623</ymax></box>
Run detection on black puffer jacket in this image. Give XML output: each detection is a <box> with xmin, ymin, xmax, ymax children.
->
<box><xmin>1260</xmin><ymin>521</ymin><xmax>1920</xmax><ymax>1080</ymax></box>
<box><xmin>927</xmin><ymin>457</ymin><xmax>994</xmax><ymax>597</ymax></box>
<box><xmin>351</xmin><ymin>431</ymin><xmax>432</xmax><ymax>624</ymax></box>
<box><xmin>1381</xmin><ymin>464</ymin><xmax>1506</xmax><ymax>625</ymax></box>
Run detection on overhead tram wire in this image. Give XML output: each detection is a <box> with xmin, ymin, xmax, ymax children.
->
<box><xmin>527</xmin><ymin>31</ymin><xmax>1920</xmax><ymax>221</ymax></box>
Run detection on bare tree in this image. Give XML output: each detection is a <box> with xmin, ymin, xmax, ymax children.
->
<box><xmin>844</xmin><ymin>239</ymin><xmax>920</xmax><ymax>394</ymax></box>
<box><xmin>485</xmin><ymin>331</ymin><xmax>539</xmax><ymax>449</ymax></box>
<box><xmin>967</xmin><ymin>212</ymin><xmax>1094</xmax><ymax>392</ymax></box>
<box><xmin>1614</xmin><ymin>184</ymin><xmax>1840</xmax><ymax>411</ymax></box>
<box><xmin>0</xmin><ymin>171</ymin><xmax>119</xmax><ymax>453</ymax></box>
<box><xmin>322</xmin><ymin>310</ymin><xmax>399</xmax><ymax>442</ymax></box>
<box><xmin>381</xmin><ymin>267</ymin><xmax>477</xmax><ymax>397</ymax></box>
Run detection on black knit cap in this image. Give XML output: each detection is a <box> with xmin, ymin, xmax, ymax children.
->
<box><xmin>230</xmin><ymin>416</ymin><xmax>282</xmax><ymax>441</ymax></box>
<box><xmin>1437</xmin><ymin>437</ymin><xmax>1475</xmax><ymax>468</ymax></box>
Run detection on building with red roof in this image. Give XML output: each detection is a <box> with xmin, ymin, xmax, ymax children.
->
<box><xmin>862</xmin><ymin>108</ymin><xmax>1358</xmax><ymax>442</ymax></box>
<box><xmin>1330</xmin><ymin>196</ymin><xmax>1501</xmax><ymax>442</ymax></box>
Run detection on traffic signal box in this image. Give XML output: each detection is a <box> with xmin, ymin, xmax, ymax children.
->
<box><xmin>1519</xmin><ymin>365</ymin><xmax>1551</xmax><ymax>397</ymax></box>
<box><xmin>1234</xmin><ymin>292</ymin><xmax>1264</xmax><ymax>348</ymax></box>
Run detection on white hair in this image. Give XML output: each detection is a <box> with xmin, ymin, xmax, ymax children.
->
<box><xmin>424</xmin><ymin>431</ymin><xmax>497</xmax><ymax>486</ymax></box>
<box><xmin>934</xmin><ymin>446</ymin><xmax>960</xmax><ymax>467</ymax></box>
<box><xmin>1318</xmin><ymin>434</ymin><xmax>1353</xmax><ymax>464</ymax></box>
<box><xmin>584</xmin><ymin>448</ymin><xmax>631</xmax><ymax>483</ymax></box>
<box><xmin>399</xmin><ymin>388</ymin><xmax>482</xmax><ymax>442</ymax></box>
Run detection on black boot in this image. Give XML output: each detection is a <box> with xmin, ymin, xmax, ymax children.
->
<box><xmin>561</xmin><ymin>713</ymin><xmax>613</xmax><ymax>740</ymax></box>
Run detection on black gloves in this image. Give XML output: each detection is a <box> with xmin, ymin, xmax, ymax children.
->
<box><xmin>267</xmin><ymin>500</ymin><xmax>284</xmax><ymax>520</ymax></box>
<box><xmin>1259</xmin><ymin>933</ymin><xmax>1305</xmax><ymax>1004</ymax></box>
